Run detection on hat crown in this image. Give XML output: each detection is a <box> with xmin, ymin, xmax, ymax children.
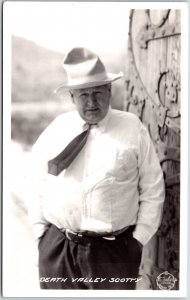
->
<box><xmin>63</xmin><ymin>48</ymin><xmax>106</xmax><ymax>81</ymax></box>
<box><xmin>55</xmin><ymin>47</ymin><xmax>123</xmax><ymax>90</ymax></box>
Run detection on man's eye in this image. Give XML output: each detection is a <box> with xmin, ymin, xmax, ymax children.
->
<box><xmin>79</xmin><ymin>94</ymin><xmax>88</xmax><ymax>99</ymax></box>
<box><xmin>95</xmin><ymin>92</ymin><xmax>103</xmax><ymax>98</ymax></box>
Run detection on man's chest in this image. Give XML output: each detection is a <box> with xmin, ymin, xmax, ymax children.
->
<box><xmin>77</xmin><ymin>129</ymin><xmax>138</xmax><ymax>186</ymax></box>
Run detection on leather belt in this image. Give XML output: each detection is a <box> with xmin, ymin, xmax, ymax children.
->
<box><xmin>62</xmin><ymin>225</ymin><xmax>135</xmax><ymax>241</ymax></box>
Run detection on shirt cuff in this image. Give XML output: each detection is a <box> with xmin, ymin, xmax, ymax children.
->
<box><xmin>132</xmin><ymin>224</ymin><xmax>155</xmax><ymax>246</ymax></box>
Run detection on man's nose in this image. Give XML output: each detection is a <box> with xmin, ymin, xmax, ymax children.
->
<box><xmin>88</xmin><ymin>94</ymin><xmax>97</xmax><ymax>105</ymax></box>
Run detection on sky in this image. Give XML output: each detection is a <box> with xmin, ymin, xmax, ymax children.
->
<box><xmin>4</xmin><ymin>2</ymin><xmax>130</xmax><ymax>58</ymax></box>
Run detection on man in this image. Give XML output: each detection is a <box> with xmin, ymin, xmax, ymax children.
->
<box><xmin>28</xmin><ymin>47</ymin><xmax>165</xmax><ymax>290</ymax></box>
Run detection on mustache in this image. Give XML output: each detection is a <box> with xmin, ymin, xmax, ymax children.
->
<box><xmin>85</xmin><ymin>106</ymin><xmax>100</xmax><ymax>110</ymax></box>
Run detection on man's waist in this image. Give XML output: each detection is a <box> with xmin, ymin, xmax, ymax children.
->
<box><xmin>61</xmin><ymin>225</ymin><xmax>135</xmax><ymax>240</ymax></box>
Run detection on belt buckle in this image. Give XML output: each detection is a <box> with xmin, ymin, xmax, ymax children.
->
<box><xmin>65</xmin><ymin>229</ymin><xmax>83</xmax><ymax>240</ymax></box>
<box><xmin>103</xmin><ymin>236</ymin><xmax>116</xmax><ymax>240</ymax></box>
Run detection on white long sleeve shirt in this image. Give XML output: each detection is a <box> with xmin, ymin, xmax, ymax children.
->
<box><xmin>28</xmin><ymin>107</ymin><xmax>165</xmax><ymax>245</ymax></box>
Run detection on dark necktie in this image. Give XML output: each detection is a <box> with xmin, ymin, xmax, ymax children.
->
<box><xmin>48</xmin><ymin>124</ymin><xmax>91</xmax><ymax>176</ymax></box>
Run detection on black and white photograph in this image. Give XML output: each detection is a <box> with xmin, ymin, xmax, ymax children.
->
<box><xmin>2</xmin><ymin>1</ymin><xmax>188</xmax><ymax>297</ymax></box>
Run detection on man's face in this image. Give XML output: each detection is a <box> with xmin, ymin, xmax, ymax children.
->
<box><xmin>70</xmin><ymin>84</ymin><xmax>111</xmax><ymax>124</ymax></box>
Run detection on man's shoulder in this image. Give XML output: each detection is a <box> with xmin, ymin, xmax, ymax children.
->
<box><xmin>53</xmin><ymin>110</ymin><xmax>79</xmax><ymax>124</ymax></box>
<box><xmin>33</xmin><ymin>110</ymin><xmax>79</xmax><ymax>148</ymax></box>
<box><xmin>111</xmin><ymin>109</ymin><xmax>141</xmax><ymax>126</ymax></box>
<box><xmin>108</xmin><ymin>109</ymin><xmax>147</xmax><ymax>143</ymax></box>
<box><xmin>46</xmin><ymin>110</ymin><xmax>79</xmax><ymax>128</ymax></box>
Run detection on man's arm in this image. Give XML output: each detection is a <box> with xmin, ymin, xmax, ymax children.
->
<box><xmin>133</xmin><ymin>122</ymin><xmax>165</xmax><ymax>246</ymax></box>
<box><xmin>27</xmin><ymin>115</ymin><xmax>65</xmax><ymax>240</ymax></box>
<box><xmin>27</xmin><ymin>142</ymin><xmax>50</xmax><ymax>241</ymax></box>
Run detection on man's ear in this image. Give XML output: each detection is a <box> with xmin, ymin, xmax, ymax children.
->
<box><xmin>69</xmin><ymin>90</ymin><xmax>75</xmax><ymax>103</ymax></box>
<box><xmin>108</xmin><ymin>84</ymin><xmax>112</xmax><ymax>96</ymax></box>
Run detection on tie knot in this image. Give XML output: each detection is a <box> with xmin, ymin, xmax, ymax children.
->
<box><xmin>83</xmin><ymin>123</ymin><xmax>98</xmax><ymax>131</ymax></box>
<box><xmin>83</xmin><ymin>123</ymin><xmax>91</xmax><ymax>131</ymax></box>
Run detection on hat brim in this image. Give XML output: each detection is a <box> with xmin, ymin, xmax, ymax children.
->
<box><xmin>54</xmin><ymin>72</ymin><xmax>123</xmax><ymax>92</ymax></box>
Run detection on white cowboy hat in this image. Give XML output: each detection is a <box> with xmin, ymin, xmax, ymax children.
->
<box><xmin>55</xmin><ymin>47</ymin><xmax>123</xmax><ymax>91</ymax></box>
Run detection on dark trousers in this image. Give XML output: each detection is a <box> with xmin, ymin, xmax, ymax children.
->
<box><xmin>38</xmin><ymin>224</ymin><xmax>142</xmax><ymax>290</ymax></box>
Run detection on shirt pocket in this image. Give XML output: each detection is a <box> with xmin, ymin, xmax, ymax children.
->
<box><xmin>86</xmin><ymin>147</ymin><xmax>138</xmax><ymax>187</ymax></box>
<box><xmin>112</xmin><ymin>148</ymin><xmax>138</xmax><ymax>181</ymax></box>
